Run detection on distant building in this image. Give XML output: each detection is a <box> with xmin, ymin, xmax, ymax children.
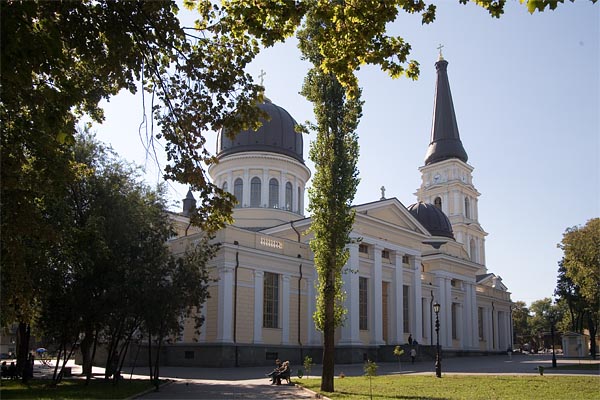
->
<box><xmin>166</xmin><ymin>56</ymin><xmax>513</xmax><ymax>367</ymax></box>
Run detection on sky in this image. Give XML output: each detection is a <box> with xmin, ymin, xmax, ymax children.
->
<box><xmin>93</xmin><ymin>1</ymin><xmax>599</xmax><ymax>308</ymax></box>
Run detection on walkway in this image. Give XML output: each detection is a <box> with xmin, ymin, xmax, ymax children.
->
<box><xmin>135</xmin><ymin>354</ymin><xmax>598</xmax><ymax>399</ymax></box>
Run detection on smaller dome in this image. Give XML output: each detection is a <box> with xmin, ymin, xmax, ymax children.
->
<box><xmin>407</xmin><ymin>202</ymin><xmax>454</xmax><ymax>239</ymax></box>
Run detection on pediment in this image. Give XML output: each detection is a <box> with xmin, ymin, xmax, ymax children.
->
<box><xmin>353</xmin><ymin>198</ymin><xmax>430</xmax><ymax>237</ymax></box>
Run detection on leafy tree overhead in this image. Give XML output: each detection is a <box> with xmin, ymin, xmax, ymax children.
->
<box><xmin>1</xmin><ymin>0</ymin><xmax>261</xmax><ymax>371</ymax></box>
<box><xmin>556</xmin><ymin>218</ymin><xmax>600</xmax><ymax>358</ymax></box>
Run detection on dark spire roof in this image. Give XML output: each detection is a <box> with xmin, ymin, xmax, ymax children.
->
<box><xmin>182</xmin><ymin>189</ymin><xmax>196</xmax><ymax>216</ymax></box>
<box><xmin>424</xmin><ymin>57</ymin><xmax>468</xmax><ymax>166</ymax></box>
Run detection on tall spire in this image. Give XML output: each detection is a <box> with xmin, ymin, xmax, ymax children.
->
<box><xmin>424</xmin><ymin>56</ymin><xmax>468</xmax><ymax>166</ymax></box>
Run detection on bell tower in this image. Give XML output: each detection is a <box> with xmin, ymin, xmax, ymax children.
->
<box><xmin>415</xmin><ymin>53</ymin><xmax>487</xmax><ymax>268</ymax></box>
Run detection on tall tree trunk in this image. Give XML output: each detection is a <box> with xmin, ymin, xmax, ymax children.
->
<box><xmin>16</xmin><ymin>322</ymin><xmax>30</xmax><ymax>382</ymax></box>
<box><xmin>80</xmin><ymin>327</ymin><xmax>94</xmax><ymax>379</ymax></box>
<box><xmin>588</xmin><ymin>313</ymin><xmax>597</xmax><ymax>359</ymax></box>
<box><xmin>321</xmin><ymin>280</ymin><xmax>336</xmax><ymax>392</ymax></box>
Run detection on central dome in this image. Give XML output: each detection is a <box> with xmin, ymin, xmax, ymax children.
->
<box><xmin>407</xmin><ymin>202</ymin><xmax>455</xmax><ymax>239</ymax></box>
<box><xmin>216</xmin><ymin>99</ymin><xmax>303</xmax><ymax>162</ymax></box>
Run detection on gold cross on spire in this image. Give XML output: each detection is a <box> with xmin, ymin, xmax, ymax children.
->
<box><xmin>437</xmin><ymin>44</ymin><xmax>445</xmax><ymax>60</ymax></box>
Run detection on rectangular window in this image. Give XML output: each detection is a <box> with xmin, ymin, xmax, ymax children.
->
<box><xmin>381</xmin><ymin>250</ymin><xmax>390</xmax><ymax>259</ymax></box>
<box><xmin>402</xmin><ymin>255</ymin><xmax>409</xmax><ymax>264</ymax></box>
<box><xmin>478</xmin><ymin>307</ymin><xmax>484</xmax><ymax>340</ymax></box>
<box><xmin>359</xmin><ymin>244</ymin><xmax>369</xmax><ymax>254</ymax></box>
<box><xmin>359</xmin><ymin>277</ymin><xmax>368</xmax><ymax>330</ymax></box>
<box><xmin>452</xmin><ymin>303</ymin><xmax>458</xmax><ymax>340</ymax></box>
<box><xmin>263</xmin><ymin>272</ymin><xmax>279</xmax><ymax>328</ymax></box>
<box><xmin>403</xmin><ymin>285</ymin><xmax>410</xmax><ymax>333</ymax></box>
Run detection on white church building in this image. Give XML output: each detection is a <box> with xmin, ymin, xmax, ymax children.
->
<box><xmin>165</xmin><ymin>56</ymin><xmax>513</xmax><ymax>367</ymax></box>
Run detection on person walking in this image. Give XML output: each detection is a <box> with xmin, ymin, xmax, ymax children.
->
<box><xmin>410</xmin><ymin>347</ymin><xmax>417</xmax><ymax>364</ymax></box>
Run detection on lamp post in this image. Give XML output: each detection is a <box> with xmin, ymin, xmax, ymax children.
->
<box><xmin>433</xmin><ymin>302</ymin><xmax>441</xmax><ymax>378</ymax></box>
<box><xmin>549</xmin><ymin>315</ymin><xmax>557</xmax><ymax>368</ymax></box>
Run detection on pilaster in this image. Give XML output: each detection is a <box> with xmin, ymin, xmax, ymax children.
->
<box><xmin>372</xmin><ymin>245</ymin><xmax>384</xmax><ymax>345</ymax></box>
<box><xmin>217</xmin><ymin>266</ymin><xmax>234</xmax><ymax>343</ymax></box>
<box><xmin>282</xmin><ymin>274</ymin><xmax>290</xmax><ymax>344</ymax></box>
<box><xmin>339</xmin><ymin>243</ymin><xmax>361</xmax><ymax>345</ymax></box>
<box><xmin>253</xmin><ymin>270</ymin><xmax>264</xmax><ymax>343</ymax></box>
<box><xmin>412</xmin><ymin>256</ymin><xmax>423</xmax><ymax>343</ymax></box>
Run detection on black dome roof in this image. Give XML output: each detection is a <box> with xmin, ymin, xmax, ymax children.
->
<box><xmin>216</xmin><ymin>99</ymin><xmax>303</xmax><ymax>162</ymax></box>
<box><xmin>407</xmin><ymin>202</ymin><xmax>455</xmax><ymax>239</ymax></box>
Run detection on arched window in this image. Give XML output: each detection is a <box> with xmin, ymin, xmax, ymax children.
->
<box><xmin>222</xmin><ymin>181</ymin><xmax>228</xmax><ymax>193</ymax></box>
<box><xmin>269</xmin><ymin>178</ymin><xmax>279</xmax><ymax>208</ymax></box>
<box><xmin>250</xmin><ymin>177</ymin><xmax>261</xmax><ymax>207</ymax></box>
<box><xmin>434</xmin><ymin>196</ymin><xmax>442</xmax><ymax>209</ymax></box>
<box><xmin>233</xmin><ymin>178</ymin><xmax>243</xmax><ymax>208</ymax></box>
<box><xmin>297</xmin><ymin>187</ymin><xmax>302</xmax><ymax>213</ymax></box>
<box><xmin>285</xmin><ymin>182</ymin><xmax>293</xmax><ymax>211</ymax></box>
<box><xmin>470</xmin><ymin>239</ymin><xmax>477</xmax><ymax>262</ymax></box>
<box><xmin>464</xmin><ymin>197</ymin><xmax>470</xmax><ymax>218</ymax></box>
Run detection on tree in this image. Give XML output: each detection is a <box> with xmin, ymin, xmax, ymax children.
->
<box><xmin>512</xmin><ymin>301</ymin><xmax>530</xmax><ymax>348</ymax></box>
<box><xmin>557</xmin><ymin>218</ymin><xmax>600</xmax><ymax>358</ymax></box>
<box><xmin>300</xmin><ymin>24</ymin><xmax>362</xmax><ymax>392</ymax></box>
<box><xmin>1</xmin><ymin>0</ymin><xmax>263</xmax><ymax>371</ymax></box>
<box><xmin>33</xmin><ymin>132</ymin><xmax>216</xmax><ymax>386</ymax></box>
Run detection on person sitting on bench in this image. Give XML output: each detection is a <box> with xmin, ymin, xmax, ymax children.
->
<box><xmin>273</xmin><ymin>360</ymin><xmax>290</xmax><ymax>385</ymax></box>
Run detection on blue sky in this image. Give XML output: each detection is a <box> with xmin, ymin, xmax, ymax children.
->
<box><xmin>94</xmin><ymin>1</ymin><xmax>599</xmax><ymax>308</ymax></box>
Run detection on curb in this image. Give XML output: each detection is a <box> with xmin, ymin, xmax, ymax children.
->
<box><xmin>129</xmin><ymin>379</ymin><xmax>174</xmax><ymax>399</ymax></box>
<box><xmin>294</xmin><ymin>383</ymin><xmax>332</xmax><ymax>400</ymax></box>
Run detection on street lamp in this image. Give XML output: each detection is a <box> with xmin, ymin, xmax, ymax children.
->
<box><xmin>433</xmin><ymin>302</ymin><xmax>441</xmax><ymax>378</ymax></box>
<box><xmin>549</xmin><ymin>314</ymin><xmax>557</xmax><ymax>368</ymax></box>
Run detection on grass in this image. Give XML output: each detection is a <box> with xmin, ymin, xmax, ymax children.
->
<box><xmin>0</xmin><ymin>378</ymin><xmax>155</xmax><ymax>399</ymax></box>
<box><xmin>295</xmin><ymin>375</ymin><xmax>600</xmax><ymax>400</ymax></box>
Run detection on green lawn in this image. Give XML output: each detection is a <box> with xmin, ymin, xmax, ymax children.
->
<box><xmin>295</xmin><ymin>375</ymin><xmax>600</xmax><ymax>400</ymax></box>
<box><xmin>0</xmin><ymin>379</ymin><xmax>155</xmax><ymax>399</ymax></box>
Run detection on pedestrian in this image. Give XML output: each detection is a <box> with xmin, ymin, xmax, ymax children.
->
<box><xmin>410</xmin><ymin>348</ymin><xmax>417</xmax><ymax>363</ymax></box>
<box><xmin>407</xmin><ymin>334</ymin><xmax>413</xmax><ymax>345</ymax></box>
<box><xmin>265</xmin><ymin>359</ymin><xmax>282</xmax><ymax>383</ymax></box>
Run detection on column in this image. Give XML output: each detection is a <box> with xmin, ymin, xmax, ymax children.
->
<box><xmin>253</xmin><ymin>270</ymin><xmax>264</xmax><ymax>343</ymax></box>
<box><xmin>293</xmin><ymin>176</ymin><xmax>298</xmax><ymax>213</ymax></box>
<box><xmin>227</xmin><ymin>171</ymin><xmax>233</xmax><ymax>193</ymax></box>
<box><xmin>445</xmin><ymin>278</ymin><xmax>452</xmax><ymax>347</ymax></box>
<box><xmin>217</xmin><ymin>266</ymin><xmax>234</xmax><ymax>343</ymax></box>
<box><xmin>339</xmin><ymin>243</ymin><xmax>360</xmax><ymax>345</ymax></box>
<box><xmin>372</xmin><ymin>245</ymin><xmax>384</xmax><ymax>345</ymax></box>
<box><xmin>471</xmin><ymin>284</ymin><xmax>479</xmax><ymax>348</ymax></box>
<box><xmin>262</xmin><ymin>169</ymin><xmax>269</xmax><ymax>207</ymax></box>
<box><xmin>279</xmin><ymin>171</ymin><xmax>286</xmax><ymax>209</ymax></box>
<box><xmin>242</xmin><ymin>169</ymin><xmax>249</xmax><ymax>207</ymax></box>
<box><xmin>282</xmin><ymin>275</ymin><xmax>290</xmax><ymax>344</ymax></box>
<box><xmin>393</xmin><ymin>251</ymin><xmax>404</xmax><ymax>344</ymax></box>
<box><xmin>464</xmin><ymin>283</ymin><xmax>473</xmax><ymax>349</ymax></box>
<box><xmin>411</xmin><ymin>256</ymin><xmax>423</xmax><ymax>343</ymax></box>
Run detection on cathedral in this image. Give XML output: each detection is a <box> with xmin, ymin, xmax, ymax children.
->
<box><xmin>166</xmin><ymin>55</ymin><xmax>513</xmax><ymax>367</ymax></box>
